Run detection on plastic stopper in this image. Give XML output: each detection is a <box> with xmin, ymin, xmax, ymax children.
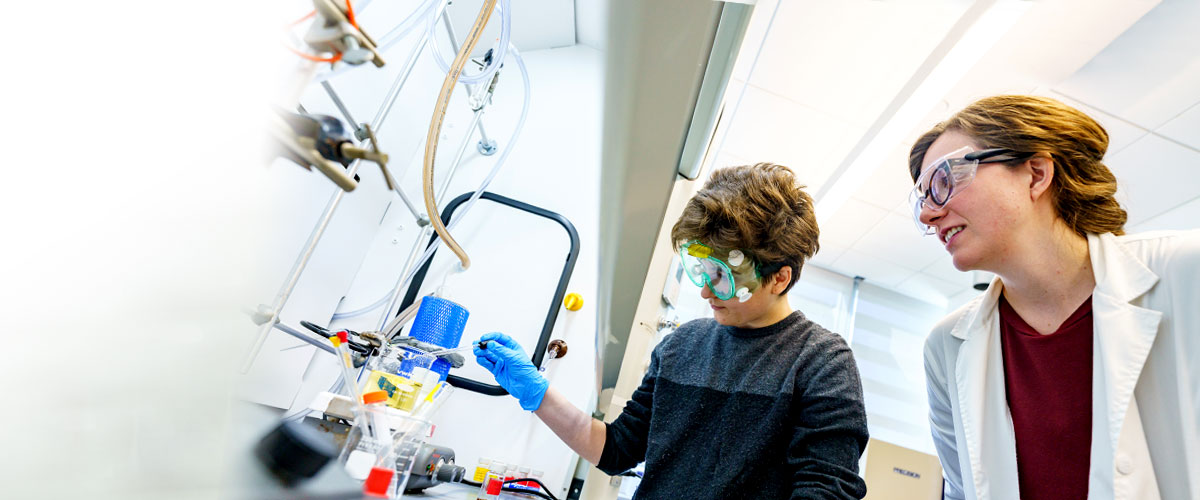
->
<box><xmin>362</xmin><ymin>391</ymin><xmax>388</xmax><ymax>405</ymax></box>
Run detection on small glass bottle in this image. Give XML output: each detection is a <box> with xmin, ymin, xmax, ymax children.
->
<box><xmin>338</xmin><ymin>391</ymin><xmax>393</xmax><ymax>481</ymax></box>
<box><xmin>530</xmin><ymin>469</ymin><xmax>545</xmax><ymax>492</ymax></box>
<box><xmin>473</xmin><ymin>457</ymin><xmax>492</xmax><ymax>483</ymax></box>
<box><xmin>517</xmin><ymin>466</ymin><xmax>532</xmax><ymax>491</ymax></box>
<box><xmin>505</xmin><ymin>464</ymin><xmax>517</xmax><ymax>484</ymax></box>
<box><xmin>477</xmin><ymin>461</ymin><xmax>506</xmax><ymax>500</ymax></box>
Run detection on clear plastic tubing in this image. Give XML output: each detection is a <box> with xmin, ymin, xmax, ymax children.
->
<box><xmin>396</xmin><ymin>44</ymin><xmax>530</xmax><ymax>299</ymax></box>
<box><xmin>376</xmin><ymin>0</ymin><xmax>442</xmax><ymax>50</ymax></box>
<box><xmin>427</xmin><ymin>0</ymin><xmax>511</xmax><ymax>86</ymax></box>
<box><xmin>332</xmin><ymin>45</ymin><xmax>530</xmax><ymax>322</ymax></box>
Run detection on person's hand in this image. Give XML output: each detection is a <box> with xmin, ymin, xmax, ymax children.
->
<box><xmin>473</xmin><ymin>332</ymin><xmax>549</xmax><ymax>411</ymax></box>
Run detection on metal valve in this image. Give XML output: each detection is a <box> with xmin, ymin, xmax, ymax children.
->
<box><xmin>547</xmin><ymin>339</ymin><xmax>568</xmax><ymax>359</ymax></box>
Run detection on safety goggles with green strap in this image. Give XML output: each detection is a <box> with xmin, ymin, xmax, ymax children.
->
<box><xmin>679</xmin><ymin>241</ymin><xmax>766</xmax><ymax>302</ymax></box>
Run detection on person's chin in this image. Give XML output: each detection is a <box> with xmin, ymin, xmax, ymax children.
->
<box><xmin>950</xmin><ymin>249</ymin><xmax>982</xmax><ymax>272</ymax></box>
<box><xmin>711</xmin><ymin>308</ymin><xmax>734</xmax><ymax>324</ymax></box>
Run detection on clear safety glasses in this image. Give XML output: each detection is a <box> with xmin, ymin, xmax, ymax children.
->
<box><xmin>679</xmin><ymin>241</ymin><xmax>754</xmax><ymax>302</ymax></box>
<box><xmin>910</xmin><ymin>146</ymin><xmax>1035</xmax><ymax>234</ymax></box>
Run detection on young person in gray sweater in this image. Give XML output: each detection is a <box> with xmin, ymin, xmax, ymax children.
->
<box><xmin>474</xmin><ymin>163</ymin><xmax>869</xmax><ymax>499</ymax></box>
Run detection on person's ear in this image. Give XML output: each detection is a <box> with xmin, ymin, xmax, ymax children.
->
<box><xmin>770</xmin><ymin>266</ymin><xmax>792</xmax><ymax>295</ymax></box>
<box><xmin>1027</xmin><ymin>154</ymin><xmax>1055</xmax><ymax>202</ymax></box>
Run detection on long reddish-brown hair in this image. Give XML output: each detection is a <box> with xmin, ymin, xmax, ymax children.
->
<box><xmin>909</xmin><ymin>95</ymin><xmax>1126</xmax><ymax>236</ymax></box>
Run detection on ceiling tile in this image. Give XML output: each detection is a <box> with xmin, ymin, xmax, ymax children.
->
<box><xmin>747</xmin><ymin>0</ymin><xmax>971</xmax><ymax>125</ymax></box>
<box><xmin>1053</xmin><ymin>0</ymin><xmax>1200</xmax><ymax>130</ymax></box>
<box><xmin>1107</xmin><ymin>134</ymin><xmax>1200</xmax><ymax>225</ymax></box>
<box><xmin>719</xmin><ymin>86</ymin><xmax>854</xmax><ymax>190</ymax></box>
<box><xmin>1156</xmin><ymin>101</ymin><xmax>1200</xmax><ymax>152</ymax></box>
<box><xmin>855</xmin><ymin>213</ymin><xmax>947</xmax><ymax>271</ymax></box>
<box><xmin>810</xmin><ymin>242</ymin><xmax>848</xmax><ymax>269</ymax></box>
<box><xmin>711</xmin><ymin>150</ymin><xmax>752</xmax><ymax>170</ymax></box>
<box><xmin>1043</xmin><ymin>90</ymin><xmax>1149</xmax><ymax>155</ymax></box>
<box><xmin>1127</xmin><ymin>195</ymin><xmax>1200</xmax><ymax>233</ymax></box>
<box><xmin>829</xmin><ymin>248</ymin><xmax>916</xmax><ymax>288</ymax></box>
<box><xmin>819</xmin><ymin>199</ymin><xmax>889</xmax><ymax>250</ymax></box>
<box><xmin>852</xmin><ymin>145</ymin><xmax>916</xmax><ymax>212</ymax></box>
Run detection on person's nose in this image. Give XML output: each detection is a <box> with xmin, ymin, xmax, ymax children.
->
<box><xmin>700</xmin><ymin>282</ymin><xmax>714</xmax><ymax>300</ymax></box>
<box><xmin>918</xmin><ymin>199</ymin><xmax>947</xmax><ymax>228</ymax></box>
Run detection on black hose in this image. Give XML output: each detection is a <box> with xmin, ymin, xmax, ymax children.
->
<box><xmin>504</xmin><ymin>477</ymin><xmax>559</xmax><ymax>500</ymax></box>
<box><xmin>457</xmin><ymin>477</ymin><xmax>559</xmax><ymax>500</ymax></box>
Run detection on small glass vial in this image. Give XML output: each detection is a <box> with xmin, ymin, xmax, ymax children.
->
<box><xmin>530</xmin><ymin>469</ymin><xmax>544</xmax><ymax>492</ymax></box>
<box><xmin>473</xmin><ymin>457</ymin><xmax>492</xmax><ymax>483</ymax></box>
<box><xmin>505</xmin><ymin>464</ymin><xmax>517</xmax><ymax>484</ymax></box>
<box><xmin>477</xmin><ymin>461</ymin><xmax>506</xmax><ymax>500</ymax></box>
<box><xmin>338</xmin><ymin>391</ymin><xmax>393</xmax><ymax>481</ymax></box>
<box><xmin>517</xmin><ymin>466</ymin><xmax>532</xmax><ymax>490</ymax></box>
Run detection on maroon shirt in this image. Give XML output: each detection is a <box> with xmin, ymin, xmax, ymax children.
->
<box><xmin>999</xmin><ymin>295</ymin><xmax>1093</xmax><ymax>500</ymax></box>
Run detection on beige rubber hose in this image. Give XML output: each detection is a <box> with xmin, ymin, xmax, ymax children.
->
<box><xmin>421</xmin><ymin>0</ymin><xmax>499</xmax><ymax>270</ymax></box>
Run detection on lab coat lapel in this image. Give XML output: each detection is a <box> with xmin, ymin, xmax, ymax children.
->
<box><xmin>952</xmin><ymin>279</ymin><xmax>1020</xmax><ymax>500</ymax></box>
<box><xmin>1087</xmin><ymin>234</ymin><xmax>1162</xmax><ymax>497</ymax></box>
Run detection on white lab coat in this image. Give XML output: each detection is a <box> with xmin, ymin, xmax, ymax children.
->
<box><xmin>924</xmin><ymin>231</ymin><xmax>1200</xmax><ymax>500</ymax></box>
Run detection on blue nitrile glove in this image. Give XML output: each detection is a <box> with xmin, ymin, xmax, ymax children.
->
<box><xmin>473</xmin><ymin>332</ymin><xmax>549</xmax><ymax>411</ymax></box>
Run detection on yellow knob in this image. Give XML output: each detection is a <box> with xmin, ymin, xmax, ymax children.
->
<box><xmin>563</xmin><ymin>293</ymin><xmax>584</xmax><ymax>311</ymax></box>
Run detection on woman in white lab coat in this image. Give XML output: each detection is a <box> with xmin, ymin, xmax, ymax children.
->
<box><xmin>907</xmin><ymin>95</ymin><xmax>1199</xmax><ymax>500</ymax></box>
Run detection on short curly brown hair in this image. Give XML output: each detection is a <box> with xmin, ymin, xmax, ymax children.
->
<box><xmin>670</xmin><ymin>163</ymin><xmax>819</xmax><ymax>294</ymax></box>
<box><xmin>908</xmin><ymin>95</ymin><xmax>1126</xmax><ymax>236</ymax></box>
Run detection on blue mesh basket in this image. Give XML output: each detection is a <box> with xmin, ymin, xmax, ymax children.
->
<box><xmin>430</xmin><ymin>358</ymin><xmax>451</xmax><ymax>382</ymax></box>
<box><xmin>409</xmin><ymin>296</ymin><xmax>469</xmax><ymax>349</ymax></box>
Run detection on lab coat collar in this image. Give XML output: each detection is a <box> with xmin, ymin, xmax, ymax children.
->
<box><xmin>949</xmin><ymin>276</ymin><xmax>1002</xmax><ymax>341</ymax></box>
<box><xmin>1088</xmin><ymin>232</ymin><xmax>1158</xmax><ymax>302</ymax></box>
<box><xmin>947</xmin><ymin>232</ymin><xmax>1159</xmax><ymax>341</ymax></box>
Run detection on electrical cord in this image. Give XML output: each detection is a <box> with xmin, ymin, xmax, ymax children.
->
<box><xmin>504</xmin><ymin>478</ymin><xmax>559</xmax><ymax>500</ymax></box>
<box><xmin>503</xmin><ymin>487</ymin><xmax>555</xmax><ymax>500</ymax></box>
<box><xmin>457</xmin><ymin>478</ymin><xmax>558</xmax><ymax>500</ymax></box>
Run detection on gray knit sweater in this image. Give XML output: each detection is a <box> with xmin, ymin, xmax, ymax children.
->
<box><xmin>597</xmin><ymin>310</ymin><xmax>868</xmax><ymax>499</ymax></box>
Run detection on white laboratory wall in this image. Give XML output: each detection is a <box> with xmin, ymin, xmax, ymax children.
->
<box><xmin>795</xmin><ymin>266</ymin><xmax>946</xmax><ymax>456</ymax></box>
<box><xmin>850</xmin><ymin>280</ymin><xmax>945</xmax><ymax>456</ymax></box>
<box><xmin>788</xmin><ymin>265</ymin><xmax>855</xmax><ymax>336</ymax></box>
<box><xmin>575</xmin><ymin>0</ymin><xmax>609</xmax><ymax>50</ymax></box>
<box><xmin>240</xmin><ymin>29</ymin><xmax>605</xmax><ymax>496</ymax></box>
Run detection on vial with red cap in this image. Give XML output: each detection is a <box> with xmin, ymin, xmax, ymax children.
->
<box><xmin>339</xmin><ymin>391</ymin><xmax>394</xmax><ymax>483</ymax></box>
<box><xmin>361</xmin><ymin>390</ymin><xmax>400</xmax><ymax>498</ymax></box>
<box><xmin>477</xmin><ymin>461</ymin><xmax>506</xmax><ymax>500</ymax></box>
